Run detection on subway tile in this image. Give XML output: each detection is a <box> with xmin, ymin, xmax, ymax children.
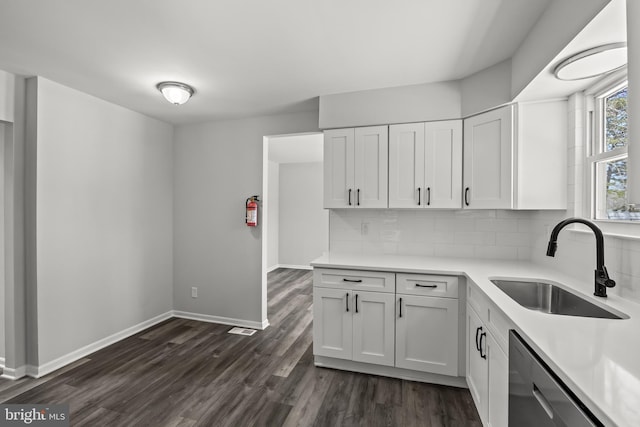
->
<box><xmin>476</xmin><ymin>218</ymin><xmax>518</xmax><ymax>232</ymax></box>
<box><xmin>475</xmin><ymin>245</ymin><xmax>519</xmax><ymax>260</ymax></box>
<box><xmin>454</xmin><ymin>231</ymin><xmax>496</xmax><ymax>246</ymax></box>
<box><xmin>496</xmin><ymin>232</ymin><xmax>532</xmax><ymax>247</ymax></box>
<box><xmin>434</xmin><ymin>244</ymin><xmax>475</xmax><ymax>258</ymax></box>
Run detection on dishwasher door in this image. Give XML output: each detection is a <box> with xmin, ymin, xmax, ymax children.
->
<box><xmin>509</xmin><ymin>331</ymin><xmax>600</xmax><ymax>427</ymax></box>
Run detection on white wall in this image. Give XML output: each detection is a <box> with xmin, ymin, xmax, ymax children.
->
<box><xmin>267</xmin><ymin>160</ymin><xmax>279</xmax><ymax>270</ymax></box>
<box><xmin>27</xmin><ymin>77</ymin><xmax>174</xmax><ymax>366</ymax></box>
<box><xmin>319</xmin><ymin>81</ymin><xmax>461</xmax><ymax>129</ymax></box>
<box><xmin>0</xmin><ymin>70</ymin><xmax>15</xmax><ymax>122</ymax></box>
<box><xmin>330</xmin><ymin>209</ymin><xmax>534</xmax><ymax>260</ymax></box>
<box><xmin>461</xmin><ymin>60</ymin><xmax>512</xmax><ymax>117</ymax></box>
<box><xmin>279</xmin><ymin>162</ymin><xmax>327</xmax><ymax>267</ymax></box>
<box><xmin>173</xmin><ymin>110</ymin><xmax>320</xmax><ymax>325</ymax></box>
<box><xmin>0</xmin><ymin>122</ymin><xmax>5</xmax><ymax>364</ymax></box>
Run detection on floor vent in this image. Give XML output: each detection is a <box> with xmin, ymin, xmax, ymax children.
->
<box><xmin>228</xmin><ymin>327</ymin><xmax>257</xmax><ymax>336</ymax></box>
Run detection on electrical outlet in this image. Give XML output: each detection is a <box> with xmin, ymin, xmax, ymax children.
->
<box><xmin>191</xmin><ymin>287</ymin><xmax>198</xmax><ymax>298</ymax></box>
<box><xmin>361</xmin><ymin>222</ymin><xmax>369</xmax><ymax>235</ymax></box>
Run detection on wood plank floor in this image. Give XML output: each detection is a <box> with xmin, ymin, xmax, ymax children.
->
<box><xmin>0</xmin><ymin>268</ymin><xmax>482</xmax><ymax>426</ymax></box>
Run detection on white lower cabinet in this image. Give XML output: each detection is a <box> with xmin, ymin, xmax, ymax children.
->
<box><xmin>313</xmin><ymin>287</ymin><xmax>353</xmax><ymax>360</ymax></box>
<box><xmin>312</xmin><ymin>271</ymin><xmax>395</xmax><ymax>367</ymax></box>
<box><xmin>313</xmin><ymin>268</ymin><xmax>461</xmax><ymax>379</ymax></box>
<box><xmin>466</xmin><ymin>286</ymin><xmax>510</xmax><ymax>427</ymax></box>
<box><xmin>352</xmin><ymin>291</ymin><xmax>395</xmax><ymax>366</ymax></box>
<box><xmin>396</xmin><ymin>294</ymin><xmax>459</xmax><ymax>376</ymax></box>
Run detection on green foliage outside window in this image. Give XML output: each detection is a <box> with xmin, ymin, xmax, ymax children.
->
<box><xmin>604</xmin><ymin>87</ymin><xmax>628</xmax><ymax>217</ymax></box>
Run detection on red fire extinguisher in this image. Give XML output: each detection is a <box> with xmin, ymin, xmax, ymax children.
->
<box><xmin>245</xmin><ymin>196</ymin><xmax>260</xmax><ymax>227</ymax></box>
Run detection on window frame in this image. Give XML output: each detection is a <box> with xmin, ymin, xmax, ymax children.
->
<box><xmin>585</xmin><ymin>72</ymin><xmax>632</xmax><ymax>222</ymax></box>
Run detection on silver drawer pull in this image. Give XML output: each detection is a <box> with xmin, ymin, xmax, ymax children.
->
<box><xmin>533</xmin><ymin>384</ymin><xmax>554</xmax><ymax>420</ymax></box>
<box><xmin>343</xmin><ymin>278</ymin><xmax>363</xmax><ymax>283</ymax></box>
<box><xmin>415</xmin><ymin>284</ymin><xmax>438</xmax><ymax>288</ymax></box>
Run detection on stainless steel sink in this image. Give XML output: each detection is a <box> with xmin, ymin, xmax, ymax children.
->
<box><xmin>490</xmin><ymin>279</ymin><xmax>626</xmax><ymax>319</ymax></box>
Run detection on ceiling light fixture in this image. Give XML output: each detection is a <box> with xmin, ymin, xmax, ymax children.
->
<box><xmin>553</xmin><ymin>42</ymin><xmax>627</xmax><ymax>81</ymax></box>
<box><xmin>156</xmin><ymin>81</ymin><xmax>195</xmax><ymax>105</ymax></box>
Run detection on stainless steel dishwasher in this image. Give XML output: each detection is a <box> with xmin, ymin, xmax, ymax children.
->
<box><xmin>509</xmin><ymin>331</ymin><xmax>603</xmax><ymax>426</ymax></box>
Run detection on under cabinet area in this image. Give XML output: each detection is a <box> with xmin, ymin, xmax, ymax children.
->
<box><xmin>323</xmin><ymin>126</ymin><xmax>388</xmax><ymax>208</ymax></box>
<box><xmin>312</xmin><ymin>267</ymin><xmax>463</xmax><ymax>384</ymax></box>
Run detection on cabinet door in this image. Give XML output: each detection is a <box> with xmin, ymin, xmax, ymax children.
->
<box><xmin>352</xmin><ymin>291</ymin><xmax>395</xmax><ymax>366</ymax></box>
<box><xmin>487</xmin><ymin>333</ymin><xmax>508</xmax><ymax>427</ymax></box>
<box><xmin>313</xmin><ymin>287</ymin><xmax>352</xmax><ymax>360</ymax></box>
<box><xmin>396</xmin><ymin>295</ymin><xmax>459</xmax><ymax>375</ymax></box>
<box><xmin>425</xmin><ymin>120</ymin><xmax>462</xmax><ymax>209</ymax></box>
<box><xmin>389</xmin><ymin>123</ymin><xmax>425</xmax><ymax>208</ymax></box>
<box><xmin>467</xmin><ymin>304</ymin><xmax>488</xmax><ymax>424</ymax></box>
<box><xmin>463</xmin><ymin>106</ymin><xmax>513</xmax><ymax>209</ymax></box>
<box><xmin>354</xmin><ymin>126</ymin><xmax>388</xmax><ymax>208</ymax></box>
<box><xmin>324</xmin><ymin>128</ymin><xmax>355</xmax><ymax>208</ymax></box>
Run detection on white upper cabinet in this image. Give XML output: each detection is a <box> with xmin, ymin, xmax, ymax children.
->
<box><xmin>389</xmin><ymin>120</ymin><xmax>462</xmax><ymax>209</ymax></box>
<box><xmin>425</xmin><ymin>121</ymin><xmax>462</xmax><ymax>208</ymax></box>
<box><xmin>463</xmin><ymin>106</ymin><xmax>513</xmax><ymax>209</ymax></box>
<box><xmin>324</xmin><ymin>128</ymin><xmax>355</xmax><ymax>208</ymax></box>
<box><xmin>463</xmin><ymin>101</ymin><xmax>567</xmax><ymax>210</ymax></box>
<box><xmin>324</xmin><ymin>126</ymin><xmax>388</xmax><ymax>208</ymax></box>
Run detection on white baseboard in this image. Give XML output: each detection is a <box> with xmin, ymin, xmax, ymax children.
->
<box><xmin>268</xmin><ymin>264</ymin><xmax>312</xmax><ymax>271</ymax></box>
<box><xmin>172</xmin><ymin>310</ymin><xmax>269</xmax><ymax>330</ymax></box>
<box><xmin>32</xmin><ymin>311</ymin><xmax>173</xmax><ymax>378</ymax></box>
<box><xmin>1</xmin><ymin>365</ymin><xmax>26</xmax><ymax>380</ymax></box>
<box><xmin>5</xmin><ymin>310</ymin><xmax>270</xmax><ymax>381</ymax></box>
<box><xmin>0</xmin><ymin>356</ymin><xmax>4</xmax><ymax>369</ymax></box>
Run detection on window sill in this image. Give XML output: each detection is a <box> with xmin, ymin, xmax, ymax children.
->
<box><xmin>568</xmin><ymin>219</ymin><xmax>640</xmax><ymax>241</ymax></box>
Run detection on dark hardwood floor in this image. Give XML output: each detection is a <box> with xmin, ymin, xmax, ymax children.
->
<box><xmin>0</xmin><ymin>268</ymin><xmax>481</xmax><ymax>426</ymax></box>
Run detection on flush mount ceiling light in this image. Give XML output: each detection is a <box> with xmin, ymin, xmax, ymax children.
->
<box><xmin>553</xmin><ymin>42</ymin><xmax>627</xmax><ymax>81</ymax></box>
<box><xmin>156</xmin><ymin>81</ymin><xmax>195</xmax><ymax>105</ymax></box>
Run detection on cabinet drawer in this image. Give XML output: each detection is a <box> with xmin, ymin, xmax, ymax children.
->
<box><xmin>313</xmin><ymin>268</ymin><xmax>395</xmax><ymax>293</ymax></box>
<box><xmin>397</xmin><ymin>273</ymin><xmax>458</xmax><ymax>298</ymax></box>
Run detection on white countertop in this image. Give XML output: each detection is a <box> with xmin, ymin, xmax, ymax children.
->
<box><xmin>311</xmin><ymin>253</ymin><xmax>640</xmax><ymax>427</ymax></box>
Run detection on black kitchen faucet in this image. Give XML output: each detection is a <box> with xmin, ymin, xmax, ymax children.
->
<box><xmin>546</xmin><ymin>218</ymin><xmax>616</xmax><ymax>297</ymax></box>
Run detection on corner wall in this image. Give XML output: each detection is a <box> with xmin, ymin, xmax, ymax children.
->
<box><xmin>28</xmin><ymin>77</ymin><xmax>174</xmax><ymax>367</ymax></box>
<box><xmin>173</xmin><ymin>110</ymin><xmax>320</xmax><ymax>326</ymax></box>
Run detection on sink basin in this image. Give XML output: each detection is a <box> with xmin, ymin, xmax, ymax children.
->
<box><xmin>490</xmin><ymin>279</ymin><xmax>626</xmax><ymax>319</ymax></box>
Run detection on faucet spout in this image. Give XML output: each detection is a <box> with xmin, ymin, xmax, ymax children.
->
<box><xmin>546</xmin><ymin>218</ymin><xmax>615</xmax><ymax>297</ymax></box>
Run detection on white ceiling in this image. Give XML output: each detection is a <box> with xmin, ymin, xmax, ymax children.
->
<box><xmin>0</xmin><ymin>0</ymin><xmax>553</xmax><ymax>125</ymax></box>
<box><xmin>269</xmin><ymin>133</ymin><xmax>323</xmax><ymax>164</ymax></box>
<box><xmin>516</xmin><ymin>0</ymin><xmax>627</xmax><ymax>101</ymax></box>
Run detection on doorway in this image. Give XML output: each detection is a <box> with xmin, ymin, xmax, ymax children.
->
<box><xmin>260</xmin><ymin>132</ymin><xmax>327</xmax><ymax>326</ymax></box>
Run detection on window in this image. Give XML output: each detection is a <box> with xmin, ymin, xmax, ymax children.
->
<box><xmin>588</xmin><ymin>81</ymin><xmax>637</xmax><ymax>221</ymax></box>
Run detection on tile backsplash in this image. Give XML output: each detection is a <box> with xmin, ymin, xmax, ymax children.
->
<box><xmin>329</xmin><ymin>208</ymin><xmax>640</xmax><ymax>305</ymax></box>
<box><xmin>329</xmin><ymin>209</ymin><xmax>536</xmax><ymax>260</ymax></box>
